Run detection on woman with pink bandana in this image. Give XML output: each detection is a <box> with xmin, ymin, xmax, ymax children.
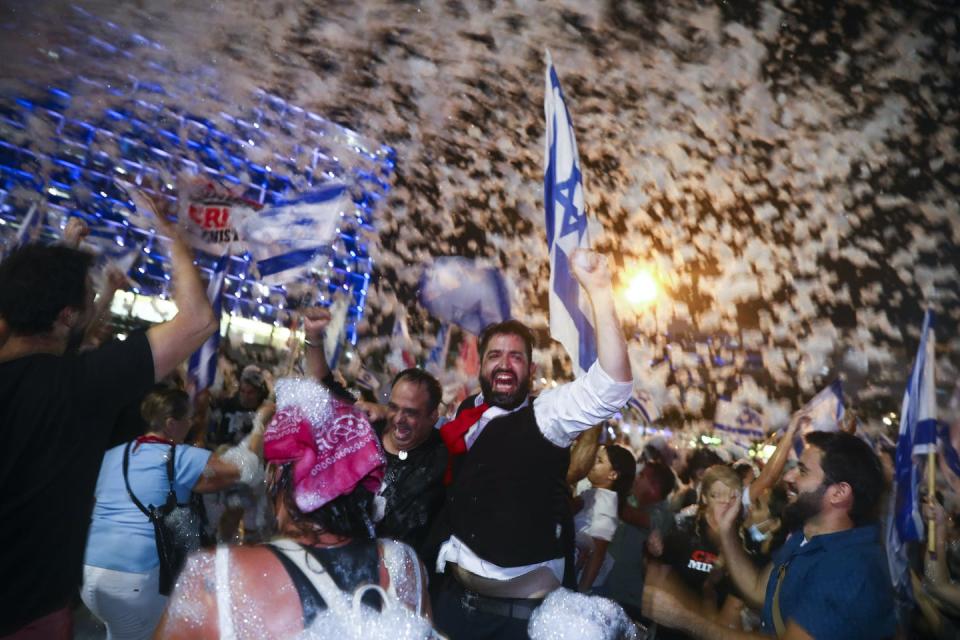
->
<box><xmin>154</xmin><ymin>378</ymin><xmax>433</xmax><ymax>639</ymax></box>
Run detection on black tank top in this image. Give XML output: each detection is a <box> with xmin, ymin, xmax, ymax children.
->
<box><xmin>266</xmin><ymin>538</ymin><xmax>381</xmax><ymax>627</ymax></box>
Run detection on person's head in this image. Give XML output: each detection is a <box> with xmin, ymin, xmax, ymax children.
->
<box><xmin>0</xmin><ymin>244</ymin><xmax>95</xmax><ymax>344</ymax></box>
<box><xmin>477</xmin><ymin>319</ymin><xmax>535</xmax><ymax>410</ymax></box>
<box><xmin>783</xmin><ymin>431</ymin><xmax>885</xmax><ymax>529</ymax></box>
<box><xmin>733</xmin><ymin>461</ymin><xmax>756</xmax><ymax>487</ymax></box>
<box><xmin>238</xmin><ymin>365</ymin><xmax>269</xmax><ymax>409</ymax></box>
<box><xmin>140</xmin><ymin>387</ymin><xmax>192</xmax><ymax>442</ymax></box>
<box><xmin>635</xmin><ymin>460</ymin><xmax>677</xmax><ymax>505</ymax></box>
<box><xmin>588</xmin><ymin>444</ymin><xmax>637</xmax><ymax>506</ymax></box>
<box><xmin>264</xmin><ymin>379</ymin><xmax>385</xmax><ymax>540</ymax></box>
<box><xmin>682</xmin><ymin>447</ymin><xmax>724</xmax><ymax>486</ymax></box>
<box><xmin>699</xmin><ymin>464</ymin><xmax>742</xmax><ymax>517</ymax></box>
<box><xmin>385</xmin><ymin>368</ymin><xmax>441</xmax><ymax>452</ymax></box>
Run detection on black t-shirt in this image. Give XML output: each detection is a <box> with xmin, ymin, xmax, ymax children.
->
<box><xmin>374</xmin><ymin>426</ymin><xmax>447</xmax><ymax>557</ymax></box>
<box><xmin>661</xmin><ymin>514</ymin><xmax>731</xmax><ymax>599</ymax></box>
<box><xmin>0</xmin><ymin>332</ymin><xmax>154</xmax><ymax>634</ymax></box>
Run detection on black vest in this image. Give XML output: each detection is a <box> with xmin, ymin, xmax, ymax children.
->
<box><xmin>447</xmin><ymin>401</ymin><xmax>574</xmax><ymax>569</ymax></box>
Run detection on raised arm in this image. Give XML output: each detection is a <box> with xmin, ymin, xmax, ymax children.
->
<box><xmin>146</xmin><ymin>210</ymin><xmax>218</xmax><ymax>381</ymax></box>
<box><xmin>570</xmin><ymin>248</ymin><xmax>631</xmax><ymax>383</ymax></box>
<box><xmin>302</xmin><ymin>307</ymin><xmax>332</xmax><ymax>381</ymax></box>
<box><xmin>714</xmin><ymin>494</ymin><xmax>773</xmax><ymax>610</ymax></box>
<box><xmin>749</xmin><ymin>414</ymin><xmax>806</xmax><ymax>503</ymax></box>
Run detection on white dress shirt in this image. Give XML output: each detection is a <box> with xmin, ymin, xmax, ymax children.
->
<box><xmin>436</xmin><ymin>362</ymin><xmax>633</xmax><ymax>581</ymax></box>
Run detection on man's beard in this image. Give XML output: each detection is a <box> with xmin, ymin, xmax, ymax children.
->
<box><xmin>783</xmin><ymin>481</ymin><xmax>828</xmax><ymax>529</ymax></box>
<box><xmin>479</xmin><ymin>370</ymin><xmax>531</xmax><ymax>410</ymax></box>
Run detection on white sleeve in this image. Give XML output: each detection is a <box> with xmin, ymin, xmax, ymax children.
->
<box><xmin>533</xmin><ymin>361</ymin><xmax>634</xmax><ymax>448</ymax></box>
<box><xmin>585</xmin><ymin>491</ymin><xmax>619</xmax><ymax>542</ymax></box>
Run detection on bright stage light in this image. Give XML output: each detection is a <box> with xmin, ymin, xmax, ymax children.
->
<box><xmin>625</xmin><ymin>269</ymin><xmax>659</xmax><ymax>306</ymax></box>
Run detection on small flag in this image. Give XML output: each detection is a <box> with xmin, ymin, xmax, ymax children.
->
<box><xmin>187</xmin><ymin>256</ymin><xmax>228</xmax><ymax>394</ymax></box>
<box><xmin>714</xmin><ymin>397</ymin><xmax>765</xmax><ymax>447</ymax></box>
<box><xmin>628</xmin><ymin>389</ymin><xmax>659</xmax><ymax>425</ymax></box>
<box><xmin>544</xmin><ymin>51</ymin><xmax>596</xmax><ymax>377</ymax></box>
<box><xmin>419</xmin><ymin>257</ymin><xmax>511</xmax><ymax>335</ymax></box>
<box><xmin>241</xmin><ymin>182</ymin><xmax>348</xmax><ymax>284</ymax></box>
<box><xmin>790</xmin><ymin>380</ymin><xmax>845</xmax><ymax>454</ymax></box>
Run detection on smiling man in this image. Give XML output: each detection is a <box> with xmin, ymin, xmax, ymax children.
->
<box><xmin>430</xmin><ymin>248</ymin><xmax>634</xmax><ymax>640</ymax></box>
<box><xmin>643</xmin><ymin>430</ymin><xmax>897</xmax><ymax>640</ymax></box>
<box><xmin>375</xmin><ymin>367</ymin><xmax>448</xmax><ymax>555</ymax></box>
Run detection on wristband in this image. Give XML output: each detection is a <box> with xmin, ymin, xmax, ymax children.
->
<box><xmin>304</xmin><ymin>336</ymin><xmax>324</xmax><ymax>348</ymax></box>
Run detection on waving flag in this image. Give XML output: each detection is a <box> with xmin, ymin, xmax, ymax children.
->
<box><xmin>187</xmin><ymin>256</ymin><xmax>228</xmax><ymax>394</ymax></box>
<box><xmin>628</xmin><ymin>389</ymin><xmax>660</xmax><ymax>425</ymax></box>
<box><xmin>714</xmin><ymin>397</ymin><xmax>765</xmax><ymax>447</ymax></box>
<box><xmin>323</xmin><ymin>293</ymin><xmax>351</xmax><ymax>369</ymax></box>
<box><xmin>242</xmin><ymin>182</ymin><xmax>348</xmax><ymax>284</ymax></box>
<box><xmin>789</xmin><ymin>380</ymin><xmax>845</xmax><ymax>454</ymax></box>
<box><xmin>544</xmin><ymin>52</ymin><xmax>596</xmax><ymax>377</ymax></box>
<box><xmin>419</xmin><ymin>257</ymin><xmax>511</xmax><ymax>335</ymax></box>
<box><xmin>886</xmin><ymin>310</ymin><xmax>937</xmax><ymax>602</ymax></box>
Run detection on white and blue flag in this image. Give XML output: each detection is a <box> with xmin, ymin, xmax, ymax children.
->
<box><xmin>789</xmin><ymin>380</ymin><xmax>845</xmax><ymax>454</ymax></box>
<box><xmin>187</xmin><ymin>257</ymin><xmax>228</xmax><ymax>394</ymax></box>
<box><xmin>714</xmin><ymin>397</ymin><xmax>765</xmax><ymax>448</ymax></box>
<box><xmin>628</xmin><ymin>389</ymin><xmax>660</xmax><ymax>425</ymax></box>
<box><xmin>241</xmin><ymin>182</ymin><xmax>349</xmax><ymax>284</ymax></box>
<box><xmin>419</xmin><ymin>257</ymin><xmax>511</xmax><ymax>336</ymax></box>
<box><xmin>886</xmin><ymin>310</ymin><xmax>937</xmax><ymax>601</ymax></box>
<box><xmin>544</xmin><ymin>52</ymin><xmax>596</xmax><ymax>377</ymax></box>
<box><xmin>14</xmin><ymin>202</ymin><xmax>43</xmax><ymax>249</ymax></box>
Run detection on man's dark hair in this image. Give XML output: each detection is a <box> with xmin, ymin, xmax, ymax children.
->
<box><xmin>805</xmin><ymin>431</ymin><xmax>886</xmax><ymax>526</ymax></box>
<box><xmin>391</xmin><ymin>367</ymin><xmax>442</xmax><ymax>414</ymax></box>
<box><xmin>734</xmin><ymin>461</ymin><xmax>755</xmax><ymax>483</ymax></box>
<box><xmin>477</xmin><ymin>319</ymin><xmax>534</xmax><ymax>363</ymax></box>
<box><xmin>0</xmin><ymin>244</ymin><xmax>94</xmax><ymax>334</ymax></box>
<box><xmin>646</xmin><ymin>460</ymin><xmax>677</xmax><ymax>500</ymax></box>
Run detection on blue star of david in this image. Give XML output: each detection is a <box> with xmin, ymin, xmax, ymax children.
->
<box><xmin>555</xmin><ymin>161</ymin><xmax>587</xmax><ymax>241</ymax></box>
<box><xmin>737</xmin><ymin>409</ymin><xmax>761</xmax><ymax>428</ymax></box>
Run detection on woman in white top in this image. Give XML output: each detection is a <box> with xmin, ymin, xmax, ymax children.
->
<box><xmin>574</xmin><ymin>444</ymin><xmax>636</xmax><ymax>592</ymax></box>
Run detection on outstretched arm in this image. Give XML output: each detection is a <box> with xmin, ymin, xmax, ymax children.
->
<box><xmin>749</xmin><ymin>414</ymin><xmax>806</xmax><ymax>503</ymax></box>
<box><xmin>714</xmin><ymin>496</ymin><xmax>772</xmax><ymax>609</ymax></box>
<box><xmin>146</xmin><ymin>203</ymin><xmax>218</xmax><ymax>381</ymax></box>
<box><xmin>302</xmin><ymin>307</ymin><xmax>332</xmax><ymax>381</ymax></box>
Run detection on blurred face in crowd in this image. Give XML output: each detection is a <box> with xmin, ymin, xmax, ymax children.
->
<box><xmin>783</xmin><ymin>445</ymin><xmax>829</xmax><ymax>525</ymax></box>
<box><xmin>384</xmin><ymin>379</ymin><xmax>437</xmax><ymax>453</ymax></box>
<box><xmin>587</xmin><ymin>446</ymin><xmax>617</xmax><ymax>489</ymax></box>
<box><xmin>704</xmin><ymin>479</ymin><xmax>740</xmax><ymax>511</ymax></box>
<box><xmin>634</xmin><ymin>465</ymin><xmax>662</xmax><ymax>505</ymax></box>
<box><xmin>238</xmin><ymin>381</ymin><xmax>263</xmax><ymax>410</ymax></box>
<box><xmin>479</xmin><ymin>332</ymin><xmax>534</xmax><ymax>409</ymax></box>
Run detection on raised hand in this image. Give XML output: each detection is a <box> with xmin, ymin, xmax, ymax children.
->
<box><xmin>569</xmin><ymin>248</ymin><xmax>612</xmax><ymax>293</ymax></box>
<box><xmin>302</xmin><ymin>307</ymin><xmax>332</xmax><ymax>343</ymax></box>
<box><xmin>713</xmin><ymin>491</ymin><xmax>741</xmax><ymax>535</ymax></box>
<box><xmin>63</xmin><ymin>217</ymin><xmax>90</xmax><ymax>248</ymax></box>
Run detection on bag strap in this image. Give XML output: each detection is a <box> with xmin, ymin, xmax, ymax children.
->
<box><xmin>772</xmin><ymin>560</ymin><xmax>790</xmax><ymax>638</ymax></box>
<box><xmin>165</xmin><ymin>443</ymin><xmax>177</xmax><ymax>498</ymax></box>
<box><xmin>270</xmin><ymin>539</ymin><xmax>354</xmax><ymax>618</ymax></box>
<box><xmin>122</xmin><ymin>441</ymin><xmax>152</xmax><ymax>519</ymax></box>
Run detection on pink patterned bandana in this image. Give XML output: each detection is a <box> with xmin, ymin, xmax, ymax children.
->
<box><xmin>264</xmin><ymin>378</ymin><xmax>385</xmax><ymax>513</ymax></box>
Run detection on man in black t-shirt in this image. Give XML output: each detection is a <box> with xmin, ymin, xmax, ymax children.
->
<box><xmin>375</xmin><ymin>368</ymin><xmax>448</xmax><ymax>556</ymax></box>
<box><xmin>0</xmin><ymin>214</ymin><xmax>217</xmax><ymax>637</ymax></box>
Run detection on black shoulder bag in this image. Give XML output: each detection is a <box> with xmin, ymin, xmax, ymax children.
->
<box><xmin>122</xmin><ymin>441</ymin><xmax>204</xmax><ymax>595</ymax></box>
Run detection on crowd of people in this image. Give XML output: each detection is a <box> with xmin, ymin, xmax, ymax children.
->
<box><xmin>0</xmin><ymin>215</ymin><xmax>957</xmax><ymax>640</ymax></box>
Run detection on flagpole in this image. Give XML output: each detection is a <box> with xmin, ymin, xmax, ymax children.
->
<box><xmin>928</xmin><ymin>449</ymin><xmax>937</xmax><ymax>554</ymax></box>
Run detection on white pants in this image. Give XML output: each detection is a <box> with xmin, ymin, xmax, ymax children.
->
<box><xmin>80</xmin><ymin>564</ymin><xmax>167</xmax><ymax>640</ymax></box>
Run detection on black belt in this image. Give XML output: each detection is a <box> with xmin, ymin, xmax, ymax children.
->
<box><xmin>448</xmin><ymin>576</ymin><xmax>544</xmax><ymax>621</ymax></box>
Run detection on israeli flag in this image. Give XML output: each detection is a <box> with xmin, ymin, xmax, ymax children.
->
<box><xmin>714</xmin><ymin>397</ymin><xmax>765</xmax><ymax>447</ymax></box>
<box><xmin>628</xmin><ymin>389</ymin><xmax>660</xmax><ymax>425</ymax></box>
<box><xmin>544</xmin><ymin>52</ymin><xmax>596</xmax><ymax>377</ymax></box>
<box><xmin>886</xmin><ymin>310</ymin><xmax>937</xmax><ymax>601</ymax></box>
<box><xmin>187</xmin><ymin>257</ymin><xmax>228</xmax><ymax>394</ymax></box>
<box><xmin>419</xmin><ymin>257</ymin><xmax>511</xmax><ymax>336</ymax></box>
<box><xmin>791</xmin><ymin>380</ymin><xmax>845</xmax><ymax>454</ymax></box>
<box><xmin>241</xmin><ymin>182</ymin><xmax>348</xmax><ymax>284</ymax></box>
<box><xmin>323</xmin><ymin>293</ymin><xmax>350</xmax><ymax>369</ymax></box>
